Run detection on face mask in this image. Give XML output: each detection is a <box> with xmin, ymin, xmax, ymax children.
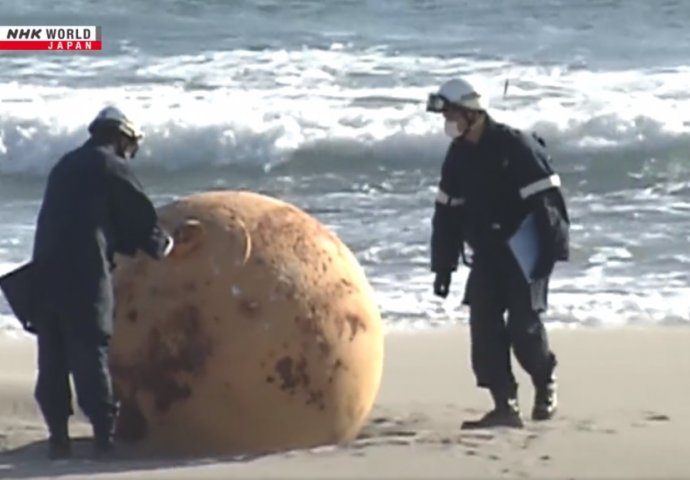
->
<box><xmin>118</xmin><ymin>138</ymin><xmax>139</xmax><ymax>160</ymax></box>
<box><xmin>126</xmin><ymin>143</ymin><xmax>139</xmax><ymax>160</ymax></box>
<box><xmin>444</xmin><ymin>120</ymin><xmax>464</xmax><ymax>139</ymax></box>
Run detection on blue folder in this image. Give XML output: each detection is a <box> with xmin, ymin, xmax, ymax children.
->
<box><xmin>507</xmin><ymin>213</ymin><xmax>540</xmax><ymax>283</ymax></box>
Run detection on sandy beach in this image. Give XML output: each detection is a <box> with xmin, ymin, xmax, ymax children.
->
<box><xmin>1</xmin><ymin>325</ymin><xmax>689</xmax><ymax>479</ymax></box>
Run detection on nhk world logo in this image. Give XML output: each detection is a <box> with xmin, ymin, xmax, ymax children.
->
<box><xmin>0</xmin><ymin>26</ymin><xmax>101</xmax><ymax>50</ymax></box>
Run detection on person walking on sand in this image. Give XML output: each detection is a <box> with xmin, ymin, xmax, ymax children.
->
<box><xmin>426</xmin><ymin>77</ymin><xmax>570</xmax><ymax>428</ymax></box>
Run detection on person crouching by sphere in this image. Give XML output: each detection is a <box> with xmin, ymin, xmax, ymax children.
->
<box><xmin>30</xmin><ymin>106</ymin><xmax>175</xmax><ymax>458</ymax></box>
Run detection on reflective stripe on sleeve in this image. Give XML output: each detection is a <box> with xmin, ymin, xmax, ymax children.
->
<box><xmin>519</xmin><ymin>174</ymin><xmax>561</xmax><ymax>199</ymax></box>
<box><xmin>435</xmin><ymin>189</ymin><xmax>465</xmax><ymax>206</ymax></box>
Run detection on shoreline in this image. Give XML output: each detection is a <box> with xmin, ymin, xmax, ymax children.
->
<box><xmin>2</xmin><ymin>318</ymin><xmax>689</xmax><ymax>338</ymax></box>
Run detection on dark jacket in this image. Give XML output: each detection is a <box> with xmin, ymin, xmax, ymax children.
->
<box><xmin>430</xmin><ymin>117</ymin><xmax>570</xmax><ymax>278</ymax></box>
<box><xmin>29</xmin><ymin>137</ymin><xmax>170</xmax><ymax>335</ymax></box>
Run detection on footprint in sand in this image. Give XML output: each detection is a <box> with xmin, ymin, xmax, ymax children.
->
<box><xmin>384</xmin><ymin>430</ymin><xmax>417</xmax><ymax>438</ymax></box>
<box><xmin>631</xmin><ymin>412</ymin><xmax>670</xmax><ymax>429</ymax></box>
<box><xmin>520</xmin><ymin>433</ymin><xmax>540</xmax><ymax>450</ymax></box>
<box><xmin>573</xmin><ymin>418</ymin><xmax>594</xmax><ymax>431</ymax></box>
<box><xmin>371</xmin><ymin>421</ymin><xmax>418</xmax><ymax>437</ymax></box>
<box><xmin>354</xmin><ymin>416</ymin><xmax>421</xmax><ymax>447</ymax></box>
<box><xmin>643</xmin><ymin>411</ymin><xmax>670</xmax><ymax>422</ymax></box>
<box><xmin>430</xmin><ymin>434</ymin><xmax>476</xmax><ymax>447</ymax></box>
<box><xmin>459</xmin><ymin>431</ymin><xmax>495</xmax><ymax>442</ymax></box>
<box><xmin>572</xmin><ymin>419</ymin><xmax>618</xmax><ymax>435</ymax></box>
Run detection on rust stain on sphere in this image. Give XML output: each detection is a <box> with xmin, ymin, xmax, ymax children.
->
<box><xmin>109</xmin><ymin>191</ymin><xmax>384</xmax><ymax>456</ymax></box>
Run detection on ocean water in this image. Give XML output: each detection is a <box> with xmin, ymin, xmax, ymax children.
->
<box><xmin>2</xmin><ymin>0</ymin><xmax>690</xmax><ymax>334</ymax></box>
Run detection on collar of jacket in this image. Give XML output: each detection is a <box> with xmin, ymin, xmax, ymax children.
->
<box><xmin>452</xmin><ymin>113</ymin><xmax>496</xmax><ymax>147</ymax></box>
<box><xmin>84</xmin><ymin>136</ymin><xmax>126</xmax><ymax>159</ymax></box>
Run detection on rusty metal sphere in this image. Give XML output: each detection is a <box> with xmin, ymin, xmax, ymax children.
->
<box><xmin>109</xmin><ymin>191</ymin><xmax>384</xmax><ymax>456</ymax></box>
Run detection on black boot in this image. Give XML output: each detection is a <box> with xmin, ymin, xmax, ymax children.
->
<box><xmin>93</xmin><ymin>435</ymin><xmax>115</xmax><ymax>458</ymax></box>
<box><xmin>92</xmin><ymin>420</ymin><xmax>116</xmax><ymax>458</ymax></box>
<box><xmin>461</xmin><ymin>386</ymin><xmax>524</xmax><ymax>429</ymax></box>
<box><xmin>48</xmin><ymin>421</ymin><xmax>71</xmax><ymax>460</ymax></box>
<box><xmin>532</xmin><ymin>377</ymin><xmax>558</xmax><ymax>421</ymax></box>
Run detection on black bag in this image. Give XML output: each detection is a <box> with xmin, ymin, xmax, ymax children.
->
<box><xmin>0</xmin><ymin>262</ymin><xmax>39</xmax><ymax>334</ymax></box>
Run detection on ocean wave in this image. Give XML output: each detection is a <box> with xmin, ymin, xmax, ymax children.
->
<box><xmin>1</xmin><ymin>105</ymin><xmax>689</xmax><ymax>181</ymax></box>
<box><xmin>1</xmin><ymin>48</ymin><xmax>689</xmax><ymax>175</ymax></box>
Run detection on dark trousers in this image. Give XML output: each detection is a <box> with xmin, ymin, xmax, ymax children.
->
<box><xmin>463</xmin><ymin>248</ymin><xmax>556</xmax><ymax>398</ymax></box>
<box><xmin>34</xmin><ymin>311</ymin><xmax>117</xmax><ymax>439</ymax></box>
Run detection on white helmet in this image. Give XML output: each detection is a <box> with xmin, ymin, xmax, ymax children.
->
<box><xmin>88</xmin><ymin>106</ymin><xmax>143</xmax><ymax>141</ymax></box>
<box><xmin>426</xmin><ymin>78</ymin><xmax>487</xmax><ymax>113</ymax></box>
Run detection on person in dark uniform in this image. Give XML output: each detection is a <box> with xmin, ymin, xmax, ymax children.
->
<box><xmin>426</xmin><ymin>78</ymin><xmax>570</xmax><ymax>429</ymax></box>
<box><xmin>29</xmin><ymin>106</ymin><xmax>175</xmax><ymax>458</ymax></box>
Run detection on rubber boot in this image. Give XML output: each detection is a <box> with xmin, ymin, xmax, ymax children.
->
<box><xmin>92</xmin><ymin>419</ymin><xmax>116</xmax><ymax>459</ymax></box>
<box><xmin>461</xmin><ymin>385</ymin><xmax>524</xmax><ymax>429</ymax></box>
<box><xmin>48</xmin><ymin>421</ymin><xmax>71</xmax><ymax>460</ymax></box>
<box><xmin>532</xmin><ymin>375</ymin><xmax>558</xmax><ymax>421</ymax></box>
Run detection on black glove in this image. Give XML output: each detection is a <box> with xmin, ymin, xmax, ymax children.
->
<box><xmin>23</xmin><ymin>321</ymin><xmax>37</xmax><ymax>335</ymax></box>
<box><xmin>433</xmin><ymin>271</ymin><xmax>452</xmax><ymax>298</ymax></box>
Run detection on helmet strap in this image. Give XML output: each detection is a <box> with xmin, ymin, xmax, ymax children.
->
<box><xmin>459</xmin><ymin>109</ymin><xmax>485</xmax><ymax>142</ymax></box>
<box><xmin>115</xmin><ymin>135</ymin><xmax>139</xmax><ymax>160</ymax></box>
